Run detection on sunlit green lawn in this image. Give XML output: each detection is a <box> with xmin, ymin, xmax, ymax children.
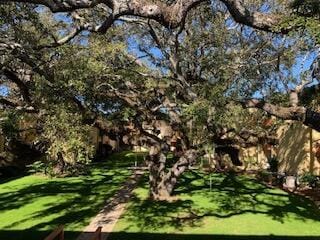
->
<box><xmin>111</xmin><ymin>171</ymin><xmax>320</xmax><ymax>240</ymax></box>
<box><xmin>0</xmin><ymin>151</ymin><xmax>144</xmax><ymax>240</ymax></box>
<box><xmin>1</xmin><ymin>153</ymin><xmax>320</xmax><ymax>240</ymax></box>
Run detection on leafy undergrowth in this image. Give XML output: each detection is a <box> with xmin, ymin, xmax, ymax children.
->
<box><xmin>110</xmin><ymin>171</ymin><xmax>320</xmax><ymax>240</ymax></box>
<box><xmin>0</xmin><ymin>151</ymin><xmax>145</xmax><ymax>240</ymax></box>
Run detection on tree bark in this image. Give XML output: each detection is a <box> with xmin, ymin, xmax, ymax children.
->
<box><xmin>148</xmin><ymin>149</ymin><xmax>197</xmax><ymax>200</ymax></box>
<box><xmin>220</xmin><ymin>0</ymin><xmax>284</xmax><ymax>32</ymax></box>
<box><xmin>148</xmin><ymin>151</ymin><xmax>170</xmax><ymax>200</ymax></box>
<box><xmin>1</xmin><ymin>0</ymin><xmax>288</xmax><ymax>33</ymax></box>
<box><xmin>241</xmin><ymin>99</ymin><xmax>320</xmax><ymax>132</ymax></box>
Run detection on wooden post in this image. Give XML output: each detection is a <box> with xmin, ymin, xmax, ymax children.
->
<box><xmin>59</xmin><ymin>228</ymin><xmax>64</xmax><ymax>240</ymax></box>
<box><xmin>44</xmin><ymin>225</ymin><xmax>64</xmax><ymax>240</ymax></box>
<box><xmin>97</xmin><ymin>226</ymin><xmax>102</xmax><ymax>240</ymax></box>
<box><xmin>89</xmin><ymin>226</ymin><xmax>102</xmax><ymax>240</ymax></box>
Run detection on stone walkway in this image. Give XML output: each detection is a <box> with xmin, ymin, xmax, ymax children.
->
<box><xmin>76</xmin><ymin>169</ymin><xmax>145</xmax><ymax>240</ymax></box>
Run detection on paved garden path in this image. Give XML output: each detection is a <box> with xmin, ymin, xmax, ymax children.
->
<box><xmin>76</xmin><ymin>169</ymin><xmax>145</xmax><ymax>240</ymax></box>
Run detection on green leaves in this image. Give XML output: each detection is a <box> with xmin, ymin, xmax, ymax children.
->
<box><xmin>42</xmin><ymin>106</ymin><xmax>94</xmax><ymax>165</ymax></box>
<box><xmin>277</xmin><ymin>0</ymin><xmax>320</xmax><ymax>44</ymax></box>
<box><xmin>0</xmin><ymin>111</ymin><xmax>19</xmax><ymax>140</ymax></box>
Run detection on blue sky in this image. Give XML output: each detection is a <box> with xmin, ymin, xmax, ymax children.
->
<box><xmin>1</xmin><ymin>8</ymin><xmax>318</xmax><ymax>100</ymax></box>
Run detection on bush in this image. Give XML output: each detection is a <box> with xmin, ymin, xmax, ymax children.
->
<box><xmin>27</xmin><ymin>161</ymin><xmax>47</xmax><ymax>175</ymax></box>
<box><xmin>257</xmin><ymin>170</ymin><xmax>284</xmax><ymax>186</ymax></box>
<box><xmin>40</xmin><ymin>108</ymin><xmax>95</xmax><ymax>176</ymax></box>
<box><xmin>299</xmin><ymin>173</ymin><xmax>320</xmax><ymax>188</ymax></box>
<box><xmin>257</xmin><ymin>170</ymin><xmax>273</xmax><ymax>183</ymax></box>
<box><xmin>27</xmin><ymin>160</ymin><xmax>90</xmax><ymax>177</ymax></box>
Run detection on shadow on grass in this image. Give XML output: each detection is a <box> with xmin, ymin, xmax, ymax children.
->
<box><xmin>104</xmin><ymin>151</ymin><xmax>146</xmax><ymax>168</ymax></box>
<box><xmin>0</xmin><ymin>173</ymin><xmax>25</xmax><ymax>184</ymax></box>
<box><xmin>0</xmin><ymin>166</ymin><xmax>26</xmax><ymax>184</ymax></box>
<box><xmin>0</xmin><ymin>229</ymin><xmax>80</xmax><ymax>240</ymax></box>
<box><xmin>0</xmin><ymin>230</ymin><xmax>319</xmax><ymax>240</ymax></box>
<box><xmin>0</xmin><ymin>171</ymin><xmax>128</xmax><ymax>240</ymax></box>
<box><xmin>0</xmin><ymin>151</ymin><xmax>146</xmax><ymax>240</ymax></box>
<box><xmin>119</xmin><ymin>171</ymin><xmax>320</xmax><ymax>231</ymax></box>
<box><xmin>109</xmin><ymin>232</ymin><xmax>320</xmax><ymax>240</ymax></box>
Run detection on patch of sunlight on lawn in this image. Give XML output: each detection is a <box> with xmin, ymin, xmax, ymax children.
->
<box><xmin>112</xmin><ymin>171</ymin><xmax>320</xmax><ymax>237</ymax></box>
<box><xmin>0</xmin><ymin>151</ymin><xmax>145</xmax><ymax>240</ymax></box>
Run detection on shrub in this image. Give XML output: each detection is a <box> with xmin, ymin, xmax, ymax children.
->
<box><xmin>257</xmin><ymin>170</ymin><xmax>273</xmax><ymax>183</ymax></box>
<box><xmin>299</xmin><ymin>173</ymin><xmax>320</xmax><ymax>188</ymax></box>
<box><xmin>27</xmin><ymin>161</ymin><xmax>47</xmax><ymax>175</ymax></box>
<box><xmin>40</xmin><ymin>107</ymin><xmax>95</xmax><ymax>176</ymax></box>
<box><xmin>27</xmin><ymin>160</ymin><xmax>90</xmax><ymax>177</ymax></box>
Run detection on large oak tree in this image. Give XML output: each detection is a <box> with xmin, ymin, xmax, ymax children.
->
<box><xmin>1</xmin><ymin>0</ymin><xmax>319</xmax><ymax>199</ymax></box>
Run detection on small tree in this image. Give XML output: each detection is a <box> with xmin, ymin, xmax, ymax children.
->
<box><xmin>42</xmin><ymin>107</ymin><xmax>94</xmax><ymax>176</ymax></box>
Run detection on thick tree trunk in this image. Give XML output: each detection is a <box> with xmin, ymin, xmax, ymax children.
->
<box><xmin>148</xmin><ymin>149</ymin><xmax>197</xmax><ymax>200</ymax></box>
<box><xmin>148</xmin><ymin>151</ymin><xmax>170</xmax><ymax>200</ymax></box>
<box><xmin>52</xmin><ymin>152</ymin><xmax>65</xmax><ymax>176</ymax></box>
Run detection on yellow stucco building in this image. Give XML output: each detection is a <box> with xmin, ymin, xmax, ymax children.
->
<box><xmin>240</xmin><ymin>121</ymin><xmax>320</xmax><ymax>175</ymax></box>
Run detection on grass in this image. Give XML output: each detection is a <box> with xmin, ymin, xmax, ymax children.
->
<box><xmin>0</xmin><ymin>151</ymin><xmax>145</xmax><ymax>240</ymax></box>
<box><xmin>110</xmin><ymin>171</ymin><xmax>320</xmax><ymax>240</ymax></box>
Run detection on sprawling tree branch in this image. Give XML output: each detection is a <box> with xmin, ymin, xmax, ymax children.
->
<box><xmin>2</xmin><ymin>68</ymin><xmax>32</xmax><ymax>103</ymax></box>
<box><xmin>241</xmin><ymin>99</ymin><xmax>306</xmax><ymax>121</ymax></box>
<box><xmin>1</xmin><ymin>0</ymin><xmax>206</xmax><ymax>27</ymax></box>
<box><xmin>0</xmin><ymin>0</ymin><xmax>288</xmax><ymax>32</ymax></box>
<box><xmin>0</xmin><ymin>0</ymin><xmax>109</xmax><ymax>12</ymax></box>
<box><xmin>0</xmin><ymin>96</ymin><xmax>37</xmax><ymax>112</ymax></box>
<box><xmin>220</xmin><ymin>0</ymin><xmax>284</xmax><ymax>32</ymax></box>
<box><xmin>241</xmin><ymin>99</ymin><xmax>320</xmax><ymax>132</ymax></box>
